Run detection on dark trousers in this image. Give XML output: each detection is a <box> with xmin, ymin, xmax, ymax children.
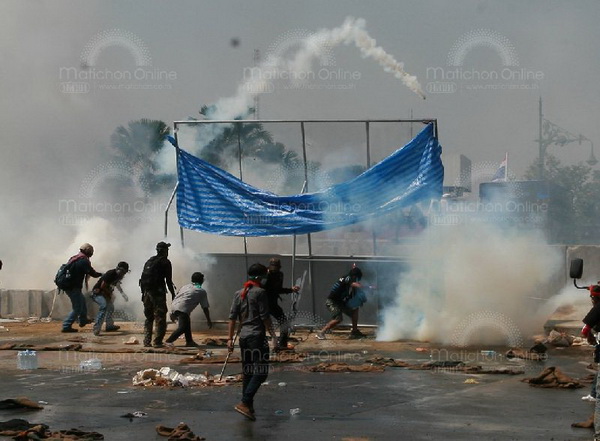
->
<box><xmin>166</xmin><ymin>311</ymin><xmax>195</xmax><ymax>345</ymax></box>
<box><xmin>239</xmin><ymin>334</ymin><xmax>270</xmax><ymax>406</ymax></box>
<box><xmin>143</xmin><ymin>291</ymin><xmax>167</xmax><ymax>346</ymax></box>
<box><xmin>270</xmin><ymin>302</ymin><xmax>290</xmax><ymax>348</ymax></box>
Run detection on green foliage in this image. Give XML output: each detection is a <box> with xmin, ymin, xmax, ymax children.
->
<box><xmin>524</xmin><ymin>154</ymin><xmax>600</xmax><ymax>243</ymax></box>
<box><xmin>109</xmin><ymin>119</ymin><xmax>175</xmax><ymax>195</ymax></box>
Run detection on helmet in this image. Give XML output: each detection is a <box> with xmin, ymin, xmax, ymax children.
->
<box><xmin>116</xmin><ymin>261</ymin><xmax>129</xmax><ymax>272</ymax></box>
<box><xmin>248</xmin><ymin>263</ymin><xmax>268</xmax><ymax>278</ymax></box>
<box><xmin>156</xmin><ymin>241</ymin><xmax>171</xmax><ymax>251</ymax></box>
<box><xmin>269</xmin><ymin>258</ymin><xmax>281</xmax><ymax>268</ymax></box>
<box><xmin>191</xmin><ymin>272</ymin><xmax>204</xmax><ymax>284</ymax></box>
<box><xmin>80</xmin><ymin>243</ymin><xmax>94</xmax><ymax>256</ymax></box>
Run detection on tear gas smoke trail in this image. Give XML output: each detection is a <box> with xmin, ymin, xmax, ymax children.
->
<box><xmin>197</xmin><ymin>16</ymin><xmax>424</xmax><ymax>151</ymax></box>
<box><xmin>377</xmin><ymin>223</ymin><xmax>563</xmax><ymax>345</ymax></box>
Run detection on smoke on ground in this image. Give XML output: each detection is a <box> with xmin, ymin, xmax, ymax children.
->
<box><xmin>377</xmin><ymin>222</ymin><xmax>563</xmax><ymax>346</ymax></box>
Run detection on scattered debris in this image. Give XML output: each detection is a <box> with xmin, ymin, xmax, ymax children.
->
<box><xmin>0</xmin><ymin>397</ymin><xmax>44</xmax><ymax>410</ymax></box>
<box><xmin>521</xmin><ymin>366</ymin><xmax>584</xmax><ymax>389</ymax></box>
<box><xmin>572</xmin><ymin>413</ymin><xmax>594</xmax><ymax>429</ymax></box>
<box><xmin>365</xmin><ymin>357</ymin><xmax>411</xmax><ymax>368</ymax></box>
<box><xmin>124</xmin><ymin>337</ymin><xmax>139</xmax><ymax>345</ymax></box>
<box><xmin>156</xmin><ymin>423</ymin><xmax>205</xmax><ymax>440</ymax></box>
<box><xmin>307</xmin><ymin>363</ymin><xmax>386</xmax><ymax>373</ymax></box>
<box><xmin>505</xmin><ymin>349</ymin><xmax>546</xmax><ymax>361</ymax></box>
<box><xmin>0</xmin><ymin>419</ymin><xmax>38</xmax><ymax>436</ymax></box>
<box><xmin>547</xmin><ymin>330</ymin><xmax>574</xmax><ymax>347</ymax></box>
<box><xmin>120</xmin><ymin>411</ymin><xmax>148</xmax><ymax>421</ymax></box>
<box><xmin>415</xmin><ymin>347</ymin><xmax>429</xmax><ymax>352</ymax></box>
<box><xmin>464</xmin><ymin>378</ymin><xmax>479</xmax><ymax>384</ymax></box>
<box><xmin>133</xmin><ymin>367</ymin><xmax>241</xmax><ymax>387</ymax></box>
<box><xmin>180</xmin><ymin>353</ymin><xmax>239</xmax><ymax>365</ymax></box>
<box><xmin>201</xmin><ymin>338</ymin><xmax>228</xmax><ymax>346</ymax></box>
<box><xmin>1</xmin><ymin>422</ymin><xmax>104</xmax><ymax>440</ymax></box>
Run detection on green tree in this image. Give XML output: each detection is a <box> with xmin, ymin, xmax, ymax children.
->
<box><xmin>524</xmin><ymin>153</ymin><xmax>600</xmax><ymax>242</ymax></box>
<box><xmin>109</xmin><ymin>119</ymin><xmax>175</xmax><ymax>195</ymax></box>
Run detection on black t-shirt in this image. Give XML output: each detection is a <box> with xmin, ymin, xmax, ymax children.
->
<box><xmin>92</xmin><ymin>269</ymin><xmax>121</xmax><ymax>292</ymax></box>
<box><xmin>583</xmin><ymin>302</ymin><xmax>600</xmax><ymax>329</ymax></box>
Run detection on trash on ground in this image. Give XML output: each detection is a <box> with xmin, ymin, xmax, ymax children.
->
<box><xmin>278</xmin><ymin>382</ymin><xmax>287</xmax><ymax>387</ymax></box>
<box><xmin>571</xmin><ymin>413</ymin><xmax>594</xmax><ymax>429</ymax></box>
<box><xmin>290</xmin><ymin>408</ymin><xmax>301</xmax><ymax>415</ymax></box>
<box><xmin>505</xmin><ymin>349</ymin><xmax>546</xmax><ymax>361</ymax></box>
<box><xmin>366</xmin><ymin>356</ymin><xmax>411</xmax><ymax>367</ymax></box>
<box><xmin>0</xmin><ymin>419</ymin><xmax>38</xmax><ymax>436</ymax></box>
<box><xmin>464</xmin><ymin>378</ymin><xmax>479</xmax><ymax>384</ymax></box>
<box><xmin>521</xmin><ymin>366</ymin><xmax>584</xmax><ymax>388</ymax></box>
<box><xmin>547</xmin><ymin>329</ymin><xmax>574</xmax><ymax>347</ymax></box>
<box><xmin>133</xmin><ymin>367</ymin><xmax>241</xmax><ymax>387</ymax></box>
<box><xmin>80</xmin><ymin>358</ymin><xmax>102</xmax><ymax>371</ymax></box>
<box><xmin>307</xmin><ymin>363</ymin><xmax>386</xmax><ymax>373</ymax></box>
<box><xmin>156</xmin><ymin>422</ymin><xmax>205</xmax><ymax>440</ymax></box>
<box><xmin>201</xmin><ymin>338</ymin><xmax>228</xmax><ymax>346</ymax></box>
<box><xmin>124</xmin><ymin>337</ymin><xmax>139</xmax><ymax>345</ymax></box>
<box><xmin>17</xmin><ymin>350</ymin><xmax>38</xmax><ymax>370</ymax></box>
<box><xmin>415</xmin><ymin>347</ymin><xmax>429</xmax><ymax>352</ymax></box>
<box><xmin>120</xmin><ymin>411</ymin><xmax>148</xmax><ymax>420</ymax></box>
<box><xmin>0</xmin><ymin>397</ymin><xmax>44</xmax><ymax>410</ymax></box>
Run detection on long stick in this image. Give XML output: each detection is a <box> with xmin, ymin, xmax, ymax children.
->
<box><xmin>219</xmin><ymin>329</ymin><xmax>240</xmax><ymax>381</ymax></box>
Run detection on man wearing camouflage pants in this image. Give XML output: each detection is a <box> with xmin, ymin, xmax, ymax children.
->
<box><xmin>140</xmin><ymin>242</ymin><xmax>176</xmax><ymax>348</ymax></box>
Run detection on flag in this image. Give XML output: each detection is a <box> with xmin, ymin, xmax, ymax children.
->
<box><xmin>492</xmin><ymin>153</ymin><xmax>508</xmax><ymax>182</ymax></box>
<box><xmin>176</xmin><ymin>123</ymin><xmax>444</xmax><ymax>237</ymax></box>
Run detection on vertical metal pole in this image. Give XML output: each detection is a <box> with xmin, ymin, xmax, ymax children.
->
<box><xmin>301</xmin><ymin>122</ymin><xmax>316</xmax><ymax>316</ymax></box>
<box><xmin>173</xmin><ymin>124</ymin><xmax>185</xmax><ymax>248</ymax></box>
<box><xmin>538</xmin><ymin>96</ymin><xmax>544</xmax><ymax>180</ymax></box>
<box><xmin>237</xmin><ymin>123</ymin><xmax>249</xmax><ymax>271</ymax></box>
<box><xmin>366</xmin><ymin>121</ymin><xmax>378</xmax><ymax>256</ymax></box>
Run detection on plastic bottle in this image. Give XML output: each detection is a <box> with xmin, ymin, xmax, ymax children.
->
<box><xmin>28</xmin><ymin>351</ymin><xmax>38</xmax><ymax>369</ymax></box>
<box><xmin>80</xmin><ymin>358</ymin><xmax>102</xmax><ymax>371</ymax></box>
<box><xmin>17</xmin><ymin>351</ymin><xmax>25</xmax><ymax>370</ymax></box>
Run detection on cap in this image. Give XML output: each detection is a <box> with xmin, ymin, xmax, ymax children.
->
<box><xmin>156</xmin><ymin>241</ymin><xmax>171</xmax><ymax>250</ymax></box>
<box><xmin>116</xmin><ymin>261</ymin><xmax>129</xmax><ymax>272</ymax></box>
<box><xmin>79</xmin><ymin>243</ymin><xmax>94</xmax><ymax>255</ymax></box>
<box><xmin>269</xmin><ymin>258</ymin><xmax>281</xmax><ymax>268</ymax></box>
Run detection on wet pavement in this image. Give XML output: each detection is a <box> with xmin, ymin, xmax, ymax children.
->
<box><xmin>0</xmin><ymin>321</ymin><xmax>597</xmax><ymax>440</ymax></box>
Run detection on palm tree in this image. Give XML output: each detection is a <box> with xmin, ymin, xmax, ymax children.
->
<box><xmin>109</xmin><ymin>119</ymin><xmax>175</xmax><ymax>195</ymax></box>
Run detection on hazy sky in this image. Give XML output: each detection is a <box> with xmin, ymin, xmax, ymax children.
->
<box><xmin>1</xmin><ymin>0</ymin><xmax>599</xmax><ymax>287</ymax></box>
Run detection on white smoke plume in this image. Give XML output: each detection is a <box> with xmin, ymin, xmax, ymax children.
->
<box><xmin>377</xmin><ymin>222</ymin><xmax>563</xmax><ymax>346</ymax></box>
<box><xmin>194</xmin><ymin>17</ymin><xmax>424</xmax><ymax>150</ymax></box>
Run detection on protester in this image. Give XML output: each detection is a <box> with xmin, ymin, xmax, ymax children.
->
<box><xmin>264</xmin><ymin>258</ymin><xmax>299</xmax><ymax>351</ymax></box>
<box><xmin>91</xmin><ymin>261</ymin><xmax>130</xmax><ymax>336</ymax></box>
<box><xmin>165</xmin><ymin>272</ymin><xmax>212</xmax><ymax>348</ymax></box>
<box><xmin>140</xmin><ymin>242</ymin><xmax>176</xmax><ymax>348</ymax></box>
<box><xmin>315</xmin><ymin>266</ymin><xmax>367</xmax><ymax>340</ymax></box>
<box><xmin>228</xmin><ymin>263</ymin><xmax>276</xmax><ymax>421</ymax></box>
<box><xmin>61</xmin><ymin>243</ymin><xmax>102</xmax><ymax>333</ymax></box>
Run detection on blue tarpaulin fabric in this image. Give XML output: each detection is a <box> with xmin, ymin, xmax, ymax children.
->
<box><xmin>176</xmin><ymin>123</ymin><xmax>443</xmax><ymax>236</ymax></box>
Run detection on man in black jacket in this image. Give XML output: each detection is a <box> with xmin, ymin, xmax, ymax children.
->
<box><xmin>264</xmin><ymin>258</ymin><xmax>299</xmax><ymax>351</ymax></box>
<box><xmin>61</xmin><ymin>243</ymin><xmax>102</xmax><ymax>333</ymax></box>
<box><xmin>140</xmin><ymin>242</ymin><xmax>176</xmax><ymax>348</ymax></box>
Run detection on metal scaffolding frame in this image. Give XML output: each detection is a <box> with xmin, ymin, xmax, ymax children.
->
<box><xmin>165</xmin><ymin>118</ymin><xmax>438</xmax><ymax>317</ymax></box>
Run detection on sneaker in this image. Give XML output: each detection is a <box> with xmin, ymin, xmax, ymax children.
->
<box><xmin>349</xmin><ymin>329</ymin><xmax>366</xmax><ymax>339</ymax></box>
<box><xmin>93</xmin><ymin>328</ymin><xmax>100</xmax><ymax>336</ymax></box>
<box><xmin>153</xmin><ymin>342</ymin><xmax>165</xmax><ymax>348</ymax></box>
<box><xmin>164</xmin><ymin>342</ymin><xmax>175</xmax><ymax>349</ymax></box>
<box><xmin>61</xmin><ymin>328</ymin><xmax>78</xmax><ymax>333</ymax></box>
<box><xmin>105</xmin><ymin>326</ymin><xmax>121</xmax><ymax>332</ymax></box>
<box><xmin>234</xmin><ymin>402</ymin><xmax>256</xmax><ymax>421</ymax></box>
<box><xmin>79</xmin><ymin>318</ymin><xmax>92</xmax><ymax>328</ymax></box>
<box><xmin>315</xmin><ymin>331</ymin><xmax>326</xmax><ymax>340</ymax></box>
<box><xmin>582</xmin><ymin>394</ymin><xmax>597</xmax><ymax>402</ymax></box>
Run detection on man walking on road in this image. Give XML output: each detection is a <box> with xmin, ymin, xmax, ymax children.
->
<box><xmin>228</xmin><ymin>263</ymin><xmax>277</xmax><ymax>421</ymax></box>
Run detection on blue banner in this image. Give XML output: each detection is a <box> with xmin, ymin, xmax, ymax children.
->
<box><xmin>176</xmin><ymin>123</ymin><xmax>443</xmax><ymax>236</ymax></box>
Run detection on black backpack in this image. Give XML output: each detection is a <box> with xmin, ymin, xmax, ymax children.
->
<box><xmin>54</xmin><ymin>257</ymin><xmax>82</xmax><ymax>291</ymax></box>
<box><xmin>139</xmin><ymin>255</ymin><xmax>164</xmax><ymax>292</ymax></box>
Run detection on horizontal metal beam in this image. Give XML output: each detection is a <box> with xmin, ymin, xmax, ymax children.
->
<box><xmin>174</xmin><ymin>118</ymin><xmax>436</xmax><ymax>126</ymax></box>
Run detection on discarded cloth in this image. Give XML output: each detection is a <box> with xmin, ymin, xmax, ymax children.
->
<box><xmin>0</xmin><ymin>419</ymin><xmax>38</xmax><ymax>436</ymax></box>
<box><xmin>156</xmin><ymin>422</ymin><xmax>205</xmax><ymax>441</ymax></box>
<box><xmin>11</xmin><ymin>425</ymin><xmax>104</xmax><ymax>440</ymax></box>
<box><xmin>571</xmin><ymin>414</ymin><xmax>594</xmax><ymax>429</ymax></box>
<box><xmin>521</xmin><ymin>366</ymin><xmax>584</xmax><ymax>389</ymax></box>
<box><xmin>133</xmin><ymin>367</ymin><xmax>241</xmax><ymax>387</ymax></box>
<box><xmin>307</xmin><ymin>363</ymin><xmax>385</xmax><ymax>373</ymax></box>
<box><xmin>0</xmin><ymin>398</ymin><xmax>44</xmax><ymax>410</ymax></box>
